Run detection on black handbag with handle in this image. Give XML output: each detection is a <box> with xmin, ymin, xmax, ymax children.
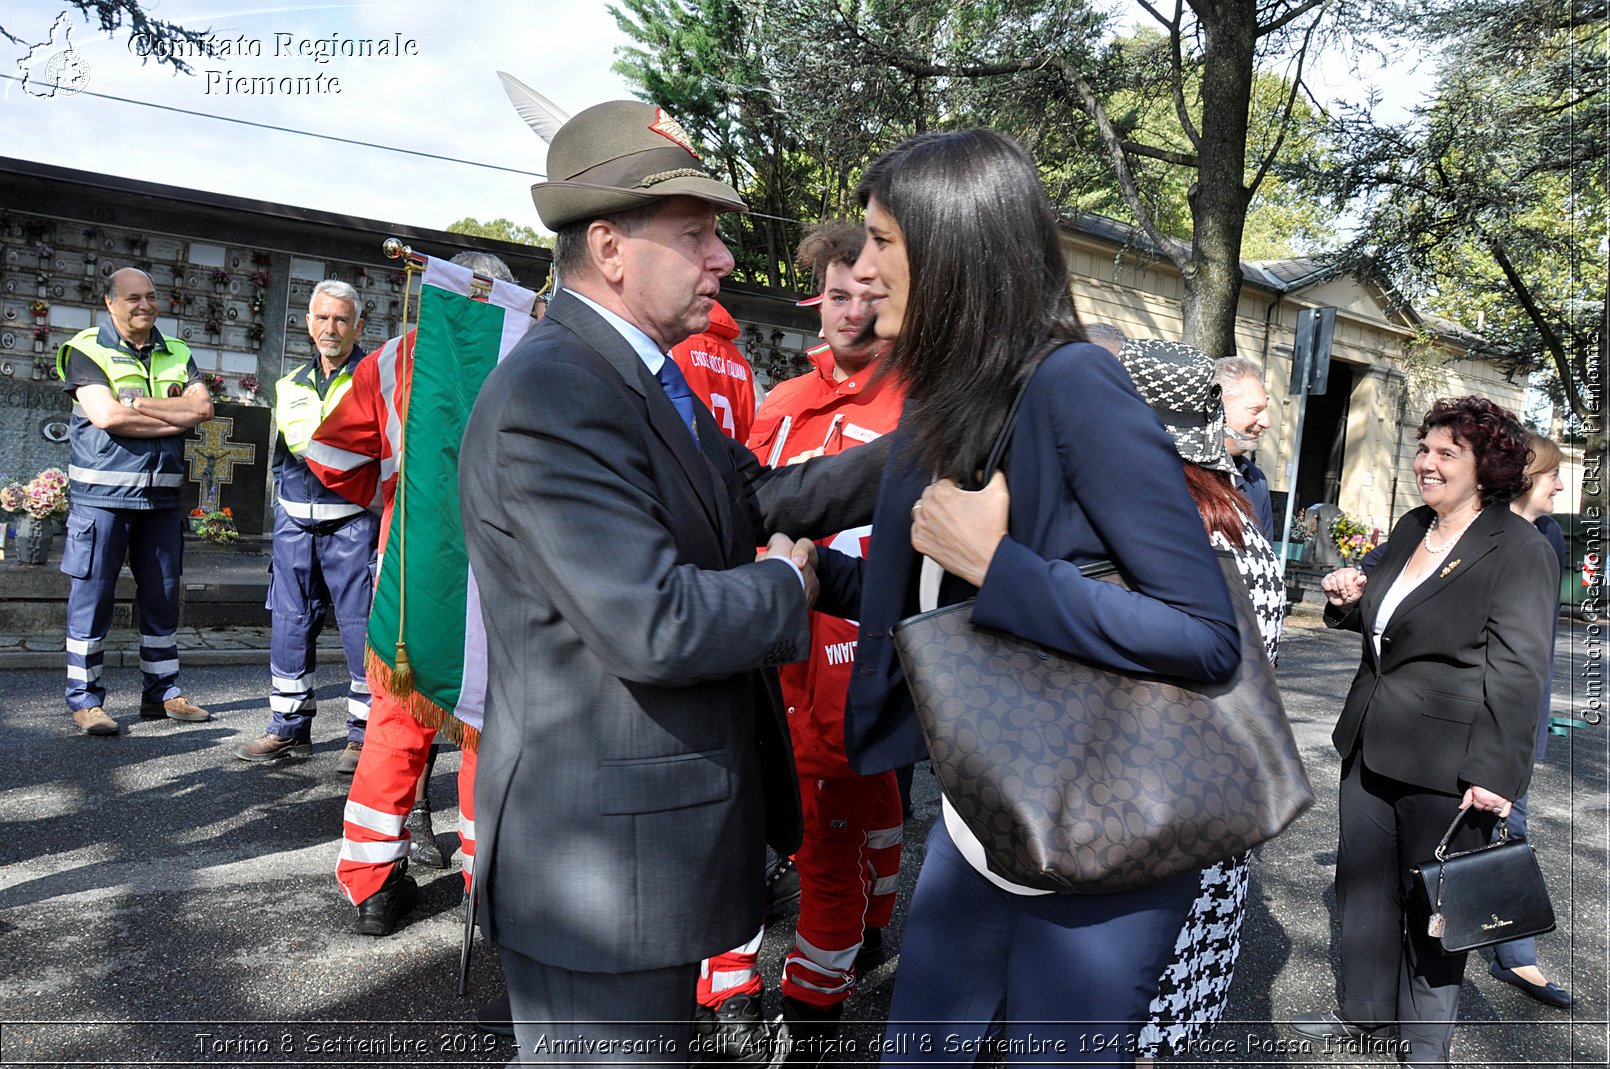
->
<box><xmin>1411</xmin><ymin>809</ymin><xmax>1556</xmax><ymax>954</ymax></box>
<box><xmin>890</xmin><ymin>374</ymin><xmax>1314</xmax><ymax>893</ymax></box>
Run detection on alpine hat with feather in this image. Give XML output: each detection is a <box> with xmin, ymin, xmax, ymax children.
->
<box><xmin>530</xmin><ymin>100</ymin><xmax>747</xmax><ymax>229</ymax></box>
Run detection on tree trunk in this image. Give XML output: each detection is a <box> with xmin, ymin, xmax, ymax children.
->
<box><xmin>1180</xmin><ymin>0</ymin><xmax>1257</xmax><ymax>358</ymax></box>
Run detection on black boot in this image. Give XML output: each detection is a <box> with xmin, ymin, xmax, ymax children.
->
<box><xmin>355</xmin><ymin>860</ymin><xmax>418</xmax><ymax>937</ymax></box>
<box><xmin>770</xmin><ymin>997</ymin><xmax>842</xmax><ymax>1068</ymax></box>
<box><xmin>763</xmin><ymin>854</ymin><xmax>800</xmax><ymax>920</ymax></box>
<box><xmin>406</xmin><ymin>800</ymin><xmax>445</xmax><ymax>868</ymax></box>
<box><xmin>853</xmin><ymin>927</ymin><xmax>886</xmax><ymax>974</ymax></box>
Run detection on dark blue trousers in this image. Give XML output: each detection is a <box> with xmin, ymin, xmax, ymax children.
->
<box><xmin>882</xmin><ymin>819</ymin><xmax>1197</xmax><ymax>1066</ymax></box>
<box><xmin>61</xmin><ymin>504</ymin><xmax>183</xmax><ymax>712</ymax></box>
<box><xmin>264</xmin><ymin>505</ymin><xmax>377</xmax><ymax>744</ymax></box>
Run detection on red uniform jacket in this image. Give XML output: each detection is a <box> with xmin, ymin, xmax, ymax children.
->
<box><xmin>672</xmin><ymin>301</ymin><xmax>756</xmax><ymax>442</ymax></box>
<box><xmin>746</xmin><ymin>343</ymin><xmax>904</xmax><ymax>776</ymax></box>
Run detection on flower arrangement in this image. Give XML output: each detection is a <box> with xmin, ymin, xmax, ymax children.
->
<box><xmin>204</xmin><ymin>315</ymin><xmax>223</xmax><ymax>336</ymax></box>
<box><xmin>27</xmin><ymin>299</ymin><xmax>49</xmax><ymax>317</ymax></box>
<box><xmin>1330</xmin><ymin>513</ymin><xmax>1376</xmax><ymax>565</ymax></box>
<box><xmin>240</xmin><ymin>374</ymin><xmax>261</xmax><ymax>396</ymax></box>
<box><xmin>33</xmin><ymin>324</ymin><xmax>50</xmax><ymax>341</ymax></box>
<box><xmin>36</xmin><ymin>242</ymin><xmax>55</xmax><ymax>261</ymax></box>
<box><xmin>1</xmin><ymin>467</ymin><xmax>70</xmax><ymax>520</ymax></box>
<box><xmin>76</xmin><ymin>279</ymin><xmax>96</xmax><ymax>301</ymax></box>
<box><xmin>210</xmin><ymin>268</ymin><xmax>233</xmax><ymax>288</ymax></box>
<box><xmin>246</xmin><ymin>323</ymin><xmax>265</xmax><ymax>344</ymax></box>
<box><xmin>252</xmin><ymin>251</ymin><xmax>272</xmax><ymax>267</ymax></box>
<box><xmin>249</xmin><ymin>269</ymin><xmax>271</xmax><ymax>289</ymax></box>
<box><xmin>201</xmin><ymin>372</ymin><xmax>226</xmax><ymax>400</ymax></box>
<box><xmin>189</xmin><ymin>506</ymin><xmax>238</xmax><ymax>545</ymax></box>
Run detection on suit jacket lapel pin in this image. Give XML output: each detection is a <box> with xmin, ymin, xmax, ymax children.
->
<box><xmin>1439</xmin><ymin>558</ymin><xmax>1462</xmax><ymax>579</ymax></box>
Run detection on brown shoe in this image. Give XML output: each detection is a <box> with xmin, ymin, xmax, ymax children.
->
<box><xmin>335</xmin><ymin>741</ymin><xmax>363</xmax><ymax>775</ymax></box>
<box><xmin>139</xmin><ymin>695</ymin><xmax>210</xmax><ymax>722</ymax></box>
<box><xmin>234</xmin><ymin>733</ymin><xmax>312</xmax><ymax>762</ymax></box>
<box><xmin>72</xmin><ymin>707</ymin><xmax>119</xmax><ymax>736</ymax></box>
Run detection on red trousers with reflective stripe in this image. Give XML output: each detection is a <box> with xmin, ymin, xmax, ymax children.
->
<box><xmin>336</xmin><ymin>668</ymin><xmax>476</xmax><ymax>905</ymax></box>
<box><xmin>697</xmin><ymin>771</ymin><xmax>902</xmax><ymax>1010</ymax></box>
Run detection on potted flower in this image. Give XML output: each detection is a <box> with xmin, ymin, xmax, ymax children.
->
<box><xmin>251</xmin><ymin>251</ymin><xmax>271</xmax><ymax>268</ymax></box>
<box><xmin>32</xmin><ymin>324</ymin><xmax>50</xmax><ymax>353</ymax></box>
<box><xmin>249</xmin><ymin>269</ymin><xmax>271</xmax><ymax>290</ymax></box>
<box><xmin>188</xmin><ymin>506</ymin><xmax>239</xmax><ymax>545</ymax></box>
<box><xmin>248</xmin><ymin>291</ymin><xmax>265</xmax><ymax>317</ymax></box>
<box><xmin>201</xmin><ymin>372</ymin><xmax>226</xmax><ymax>401</ymax></box>
<box><xmin>170</xmin><ymin>287</ymin><xmax>186</xmax><ymax>313</ymax></box>
<box><xmin>27</xmin><ymin>299</ymin><xmax>49</xmax><ymax>320</ymax></box>
<box><xmin>2</xmin><ymin>467</ymin><xmax>70</xmax><ymax>564</ymax></box>
<box><xmin>204</xmin><ymin>315</ymin><xmax>223</xmax><ymax>342</ymax></box>
<box><xmin>210</xmin><ymin>268</ymin><xmax>233</xmax><ymax>293</ymax></box>
<box><xmin>240</xmin><ymin>374</ymin><xmax>262</xmax><ymax>402</ymax></box>
<box><xmin>246</xmin><ymin>323</ymin><xmax>265</xmax><ymax>350</ymax></box>
<box><xmin>1329</xmin><ymin>512</ymin><xmax>1377</xmax><ymax>566</ymax></box>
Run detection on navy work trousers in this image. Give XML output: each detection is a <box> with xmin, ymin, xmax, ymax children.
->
<box><xmin>264</xmin><ymin>505</ymin><xmax>378</xmax><ymax>743</ymax></box>
<box><xmin>61</xmin><ymin>503</ymin><xmax>183</xmax><ymax>712</ymax></box>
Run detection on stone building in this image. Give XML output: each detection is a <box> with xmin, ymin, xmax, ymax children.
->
<box><xmin>2</xmin><ymin>156</ymin><xmax>1525</xmax><ymax>545</ymax></box>
<box><xmin>1061</xmin><ymin>215</ymin><xmax>1526</xmax><ymax>540</ymax></box>
<box><xmin>0</xmin><ymin>157</ymin><xmax>816</xmax><ymax>534</ymax></box>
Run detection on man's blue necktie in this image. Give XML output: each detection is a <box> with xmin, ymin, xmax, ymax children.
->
<box><xmin>654</xmin><ymin>357</ymin><xmax>700</xmax><ymax>443</ymax></box>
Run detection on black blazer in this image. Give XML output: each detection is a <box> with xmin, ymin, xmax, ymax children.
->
<box><xmin>1325</xmin><ymin>503</ymin><xmax>1557</xmax><ymax>799</ymax></box>
<box><xmin>459</xmin><ymin>291</ymin><xmax>885</xmax><ymax>972</ymax></box>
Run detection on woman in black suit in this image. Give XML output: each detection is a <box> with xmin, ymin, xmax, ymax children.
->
<box><xmin>815</xmin><ymin>130</ymin><xmax>1241</xmax><ymax>1064</ymax></box>
<box><xmin>1294</xmin><ymin>396</ymin><xmax>1557</xmax><ymax>1067</ymax></box>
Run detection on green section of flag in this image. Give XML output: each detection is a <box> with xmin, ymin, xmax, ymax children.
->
<box><xmin>367</xmin><ymin>284</ymin><xmax>506</xmax><ymax>713</ymax></box>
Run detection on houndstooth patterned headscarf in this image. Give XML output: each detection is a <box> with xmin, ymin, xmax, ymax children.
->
<box><xmin>1115</xmin><ymin>338</ymin><xmax>1235</xmax><ymax>475</ymax></box>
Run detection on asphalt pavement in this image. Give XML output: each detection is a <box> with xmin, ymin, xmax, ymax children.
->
<box><xmin>0</xmin><ymin>613</ymin><xmax>1604</xmax><ymax>1068</ymax></box>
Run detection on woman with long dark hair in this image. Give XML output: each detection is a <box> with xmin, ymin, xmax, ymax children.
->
<box><xmin>813</xmin><ymin>130</ymin><xmax>1242</xmax><ymax>1064</ymax></box>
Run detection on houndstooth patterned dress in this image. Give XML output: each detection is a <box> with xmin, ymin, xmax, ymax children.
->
<box><xmin>1137</xmin><ymin>513</ymin><xmax>1285</xmax><ymax>1060</ymax></box>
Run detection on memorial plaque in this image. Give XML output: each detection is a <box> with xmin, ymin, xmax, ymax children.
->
<box><xmin>149</xmin><ymin>237</ymin><xmax>186</xmax><ymax>263</ymax></box>
<box><xmin>188</xmin><ymin>243</ymin><xmax>226</xmax><ymax>269</ymax></box>
<box><xmin>181</xmin><ymin>403</ymin><xmax>271</xmax><ymax>535</ymax></box>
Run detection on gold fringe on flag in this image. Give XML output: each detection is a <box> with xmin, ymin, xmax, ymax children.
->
<box><xmin>365</xmin><ymin>642</ymin><xmax>481</xmax><ymax>753</ymax></box>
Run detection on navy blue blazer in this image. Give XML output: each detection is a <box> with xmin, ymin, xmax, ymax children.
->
<box><xmin>816</xmin><ymin>341</ymin><xmax>1243</xmax><ymax>774</ymax></box>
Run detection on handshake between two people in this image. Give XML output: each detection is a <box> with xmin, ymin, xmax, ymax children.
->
<box><xmin>760</xmin><ymin>533</ymin><xmax>820</xmax><ymax>609</ymax></box>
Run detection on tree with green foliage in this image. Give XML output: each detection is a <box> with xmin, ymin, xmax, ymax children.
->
<box><xmin>1316</xmin><ymin>0</ymin><xmax>1606</xmax><ymax>503</ymax></box>
<box><xmin>724</xmin><ymin>0</ymin><xmax>1363</xmax><ymax>357</ymax></box>
<box><xmin>445</xmin><ymin>217</ymin><xmax>553</xmax><ymax>248</ymax></box>
<box><xmin>611</xmin><ymin>0</ymin><xmax>835</xmax><ymax>290</ymax></box>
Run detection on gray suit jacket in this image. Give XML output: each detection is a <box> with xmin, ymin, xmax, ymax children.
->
<box><xmin>459</xmin><ymin>291</ymin><xmax>886</xmax><ymax>973</ymax></box>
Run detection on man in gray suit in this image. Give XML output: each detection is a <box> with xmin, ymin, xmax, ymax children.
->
<box><xmin>458</xmin><ymin>101</ymin><xmax>886</xmax><ymax>1065</ymax></box>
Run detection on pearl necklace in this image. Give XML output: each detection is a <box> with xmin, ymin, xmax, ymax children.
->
<box><xmin>1423</xmin><ymin>512</ymin><xmax>1477</xmax><ymax>555</ymax></box>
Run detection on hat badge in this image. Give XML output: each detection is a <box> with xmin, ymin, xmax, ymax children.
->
<box><xmin>648</xmin><ymin>108</ymin><xmax>700</xmax><ymax>159</ymax></box>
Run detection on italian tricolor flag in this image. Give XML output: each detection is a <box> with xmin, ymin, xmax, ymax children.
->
<box><xmin>366</xmin><ymin>257</ymin><xmax>539</xmax><ymax>743</ymax></box>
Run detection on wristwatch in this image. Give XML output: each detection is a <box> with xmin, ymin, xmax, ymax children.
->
<box><xmin>121</xmin><ymin>395</ymin><xmax>136</xmax><ymax>408</ymax></box>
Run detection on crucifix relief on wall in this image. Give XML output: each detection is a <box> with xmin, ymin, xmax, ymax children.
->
<box><xmin>184</xmin><ymin>416</ymin><xmax>257</xmax><ymax>513</ymax></box>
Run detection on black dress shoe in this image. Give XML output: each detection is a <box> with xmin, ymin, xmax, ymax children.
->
<box><xmin>355</xmin><ymin>862</ymin><xmax>418</xmax><ymax>937</ymax></box>
<box><xmin>1288</xmin><ymin>1011</ymin><xmax>1381</xmax><ymax>1041</ymax></box>
<box><xmin>473</xmin><ymin>993</ymin><xmax>514</xmax><ymax>1037</ymax></box>
<box><xmin>1491</xmin><ymin>963</ymin><xmax>1575</xmax><ymax>1008</ymax></box>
